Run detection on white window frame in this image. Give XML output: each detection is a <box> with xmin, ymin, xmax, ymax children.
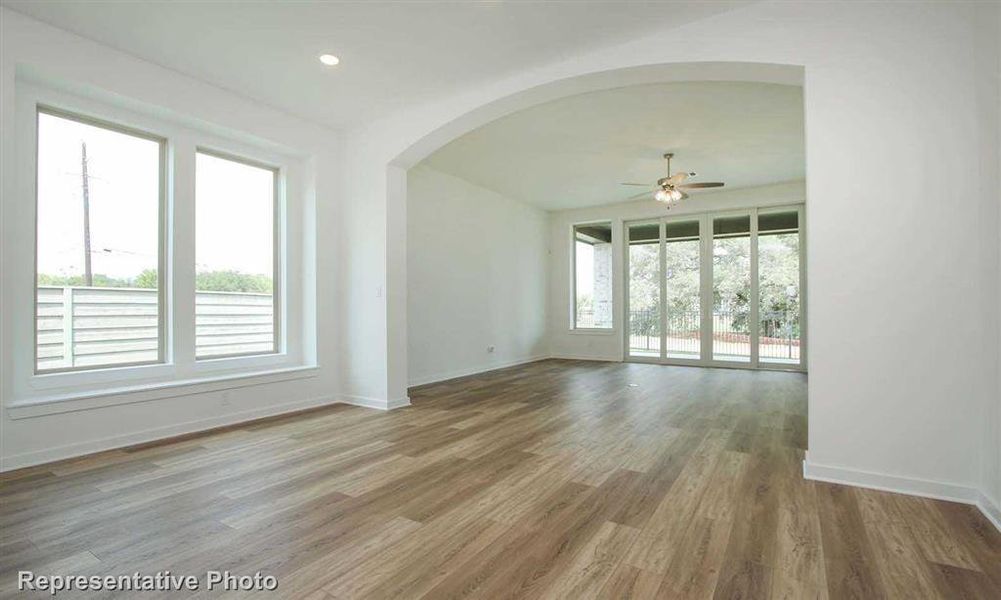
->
<box><xmin>33</xmin><ymin>105</ymin><xmax>168</xmax><ymax>374</ymax></box>
<box><xmin>570</xmin><ymin>220</ymin><xmax>615</xmax><ymax>332</ymax></box>
<box><xmin>5</xmin><ymin>82</ymin><xmax>313</xmax><ymax>418</ymax></box>
<box><xmin>194</xmin><ymin>147</ymin><xmax>282</xmax><ymax>361</ymax></box>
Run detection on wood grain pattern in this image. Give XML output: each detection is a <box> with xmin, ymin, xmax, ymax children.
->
<box><xmin>2</xmin><ymin>359</ymin><xmax>998</xmax><ymax>599</ymax></box>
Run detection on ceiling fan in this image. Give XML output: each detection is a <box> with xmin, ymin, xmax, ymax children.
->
<box><xmin>621</xmin><ymin>152</ymin><xmax>724</xmax><ymax>207</ymax></box>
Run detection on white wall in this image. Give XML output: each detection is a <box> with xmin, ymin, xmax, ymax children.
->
<box><xmin>407</xmin><ymin>165</ymin><xmax>549</xmax><ymax>386</ymax></box>
<box><xmin>994</xmin><ymin>1</ymin><xmax>1000</xmax><ymax>523</ymax></box>
<box><xmin>0</xmin><ymin>9</ymin><xmax>340</xmax><ymax>469</ymax></box>
<box><xmin>976</xmin><ymin>2</ymin><xmax>1001</xmax><ymax>520</ymax></box>
<box><xmin>549</xmin><ymin>181</ymin><xmax>805</xmax><ymax>361</ymax></box>
<box><xmin>342</xmin><ymin>0</ymin><xmax>1001</xmax><ymax>511</ymax></box>
<box><xmin>334</xmin><ymin>137</ymin><xmax>392</xmax><ymax>408</ymax></box>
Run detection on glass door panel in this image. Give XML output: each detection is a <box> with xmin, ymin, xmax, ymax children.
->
<box><xmin>712</xmin><ymin>215</ymin><xmax>751</xmax><ymax>362</ymax></box>
<box><xmin>664</xmin><ymin>220</ymin><xmax>701</xmax><ymax>359</ymax></box>
<box><xmin>627</xmin><ymin>222</ymin><xmax>660</xmax><ymax>358</ymax></box>
<box><xmin>758</xmin><ymin>210</ymin><xmax>801</xmax><ymax>365</ymax></box>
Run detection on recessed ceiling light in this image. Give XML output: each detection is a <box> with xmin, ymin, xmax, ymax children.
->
<box><xmin>319</xmin><ymin>54</ymin><xmax>340</xmax><ymax>66</ymax></box>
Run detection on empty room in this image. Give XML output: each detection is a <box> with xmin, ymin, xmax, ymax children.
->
<box><xmin>1</xmin><ymin>1</ymin><xmax>999</xmax><ymax>598</ymax></box>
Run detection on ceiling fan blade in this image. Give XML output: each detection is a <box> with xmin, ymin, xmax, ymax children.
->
<box><xmin>680</xmin><ymin>190</ymin><xmax>689</xmax><ymax>200</ymax></box>
<box><xmin>620</xmin><ymin>182</ymin><xmax>651</xmax><ymax>186</ymax></box>
<box><xmin>625</xmin><ymin>189</ymin><xmax>655</xmax><ymax>201</ymax></box>
<box><xmin>666</xmin><ymin>172</ymin><xmax>692</xmax><ymax>185</ymax></box>
<box><xmin>678</xmin><ymin>182</ymin><xmax>725</xmax><ymax>189</ymax></box>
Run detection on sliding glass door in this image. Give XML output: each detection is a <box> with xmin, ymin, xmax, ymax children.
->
<box><xmin>624</xmin><ymin>206</ymin><xmax>805</xmax><ymax>370</ymax></box>
<box><xmin>758</xmin><ymin>209</ymin><xmax>801</xmax><ymax>365</ymax></box>
<box><xmin>664</xmin><ymin>220</ymin><xmax>701</xmax><ymax>360</ymax></box>
<box><xmin>712</xmin><ymin>214</ymin><xmax>752</xmax><ymax>363</ymax></box>
<box><xmin>627</xmin><ymin>222</ymin><xmax>660</xmax><ymax>358</ymax></box>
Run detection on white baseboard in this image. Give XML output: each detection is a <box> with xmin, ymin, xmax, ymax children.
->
<box><xmin>802</xmin><ymin>455</ymin><xmax>978</xmax><ymax>503</ymax></box>
<box><xmin>1</xmin><ymin>394</ymin><xmax>340</xmax><ymax>472</ymax></box>
<box><xmin>4</xmin><ymin>389</ymin><xmax>419</xmax><ymax>472</ymax></box>
<box><xmin>387</xmin><ymin>396</ymin><xmax>412</xmax><ymax>410</ymax></box>
<box><xmin>803</xmin><ymin>454</ymin><xmax>1000</xmax><ymax>532</ymax></box>
<box><xmin>548</xmin><ymin>354</ymin><xmax>621</xmax><ymax>362</ymax></box>
<box><xmin>978</xmin><ymin>492</ymin><xmax>1001</xmax><ymax>532</ymax></box>
<box><xmin>407</xmin><ymin>355</ymin><xmax>550</xmax><ymax>387</ymax></box>
<box><xmin>339</xmin><ymin>394</ymin><xmax>411</xmax><ymax>411</ymax></box>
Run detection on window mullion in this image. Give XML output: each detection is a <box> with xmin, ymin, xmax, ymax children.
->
<box><xmin>171</xmin><ymin>137</ymin><xmax>198</xmax><ymax>372</ymax></box>
<box><xmin>699</xmin><ymin>213</ymin><xmax>713</xmax><ymax>362</ymax></box>
<box><xmin>750</xmin><ymin>208</ymin><xmax>760</xmax><ymax>368</ymax></box>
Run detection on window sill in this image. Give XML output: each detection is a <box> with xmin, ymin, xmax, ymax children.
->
<box><xmin>567</xmin><ymin>328</ymin><xmax>617</xmax><ymax>335</ymax></box>
<box><xmin>7</xmin><ymin>364</ymin><xmax>318</xmax><ymax>420</ymax></box>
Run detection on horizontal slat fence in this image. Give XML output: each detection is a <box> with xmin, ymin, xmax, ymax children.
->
<box><xmin>36</xmin><ymin>286</ymin><xmax>274</xmax><ymax>370</ymax></box>
<box><xmin>195</xmin><ymin>290</ymin><xmax>274</xmax><ymax>358</ymax></box>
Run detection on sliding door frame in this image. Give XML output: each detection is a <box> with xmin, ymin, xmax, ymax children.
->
<box><xmin>658</xmin><ymin>220</ymin><xmax>668</xmax><ymax>361</ymax></box>
<box><xmin>623</xmin><ymin>219</ymin><xmax>666</xmax><ymax>362</ymax></box>
<box><xmin>709</xmin><ymin>208</ymin><xmax>755</xmax><ymax>367</ymax></box>
<box><xmin>623</xmin><ymin>203</ymin><xmax>806</xmax><ymax>373</ymax></box>
<box><xmin>624</xmin><ymin>213</ymin><xmax>703</xmax><ymax>367</ymax></box>
<box><xmin>756</xmin><ymin>203</ymin><xmax>808</xmax><ymax>372</ymax></box>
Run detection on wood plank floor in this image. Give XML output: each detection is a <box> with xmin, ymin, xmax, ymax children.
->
<box><xmin>2</xmin><ymin>360</ymin><xmax>999</xmax><ymax>599</ymax></box>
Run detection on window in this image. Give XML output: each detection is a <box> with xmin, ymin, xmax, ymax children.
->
<box><xmin>14</xmin><ymin>88</ymin><xmax>310</xmax><ymax>414</ymax></box>
<box><xmin>573</xmin><ymin>222</ymin><xmax>613</xmax><ymax>329</ymax></box>
<box><xmin>664</xmin><ymin>220</ymin><xmax>701</xmax><ymax>359</ymax></box>
<box><xmin>195</xmin><ymin>150</ymin><xmax>279</xmax><ymax>359</ymax></box>
<box><xmin>35</xmin><ymin>108</ymin><xmax>164</xmax><ymax>372</ymax></box>
<box><xmin>627</xmin><ymin>222</ymin><xmax>660</xmax><ymax>356</ymax></box>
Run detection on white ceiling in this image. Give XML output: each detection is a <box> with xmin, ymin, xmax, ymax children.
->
<box><xmin>422</xmin><ymin>81</ymin><xmax>805</xmax><ymax>211</ymax></box>
<box><xmin>3</xmin><ymin>0</ymin><xmax>748</xmax><ymax>129</ymax></box>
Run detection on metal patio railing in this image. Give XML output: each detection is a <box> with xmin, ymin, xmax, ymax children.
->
<box><xmin>627</xmin><ymin>308</ymin><xmax>799</xmax><ymax>360</ymax></box>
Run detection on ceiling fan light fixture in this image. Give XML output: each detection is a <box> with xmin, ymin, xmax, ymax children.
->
<box><xmin>654</xmin><ymin>189</ymin><xmax>671</xmax><ymax>203</ymax></box>
<box><xmin>670</xmin><ymin>189</ymin><xmax>683</xmax><ymax>201</ymax></box>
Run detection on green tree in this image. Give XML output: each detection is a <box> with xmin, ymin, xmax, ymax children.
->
<box><xmin>38</xmin><ymin>269</ymin><xmax>272</xmax><ymax>294</ymax></box>
<box><xmin>758</xmin><ymin>232</ymin><xmax>800</xmax><ymax>337</ymax></box>
<box><xmin>196</xmin><ymin>270</ymin><xmax>272</xmax><ymax>293</ymax></box>
<box><xmin>38</xmin><ymin>273</ymin><xmax>134</xmax><ymax>288</ymax></box>
<box><xmin>135</xmin><ymin>269</ymin><xmax>158</xmax><ymax>289</ymax></box>
<box><xmin>628</xmin><ymin>242</ymin><xmax>659</xmax><ymax>311</ymax></box>
<box><xmin>712</xmin><ymin>237</ymin><xmax>751</xmax><ymax>332</ymax></box>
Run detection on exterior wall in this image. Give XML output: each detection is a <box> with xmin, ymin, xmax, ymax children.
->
<box><xmin>406</xmin><ymin>165</ymin><xmax>549</xmax><ymax>386</ymax></box>
<box><xmin>592</xmin><ymin>242</ymin><xmax>613</xmax><ymax>328</ymax></box>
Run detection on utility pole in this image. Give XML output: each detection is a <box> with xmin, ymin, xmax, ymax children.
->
<box><xmin>80</xmin><ymin>141</ymin><xmax>93</xmax><ymax>286</ymax></box>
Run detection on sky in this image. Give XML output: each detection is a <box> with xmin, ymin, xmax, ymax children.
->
<box><xmin>37</xmin><ymin>112</ymin><xmax>273</xmax><ymax>281</ymax></box>
<box><xmin>195</xmin><ymin>152</ymin><xmax>273</xmax><ymax>277</ymax></box>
